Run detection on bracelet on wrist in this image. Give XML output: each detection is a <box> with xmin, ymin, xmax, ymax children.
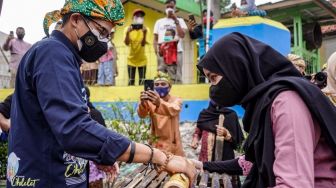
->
<box><xmin>154</xmin><ymin>150</ymin><xmax>173</xmax><ymax>174</ymax></box>
<box><xmin>144</xmin><ymin>144</ymin><xmax>154</xmax><ymax>165</ymax></box>
<box><xmin>126</xmin><ymin>142</ymin><xmax>136</xmax><ymax>163</ymax></box>
<box><xmin>143</xmin><ymin>144</ymin><xmax>154</xmax><ymax>175</ymax></box>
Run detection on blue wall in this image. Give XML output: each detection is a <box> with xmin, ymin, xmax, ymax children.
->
<box><xmin>213</xmin><ymin>24</ymin><xmax>291</xmax><ymax>56</ymax></box>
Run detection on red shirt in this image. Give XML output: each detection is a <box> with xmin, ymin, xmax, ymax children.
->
<box><xmin>160</xmin><ymin>41</ymin><xmax>178</xmax><ymax>65</ymax></box>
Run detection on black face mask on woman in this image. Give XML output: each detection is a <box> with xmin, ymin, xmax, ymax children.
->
<box><xmin>76</xmin><ymin>29</ymin><xmax>107</xmax><ymax>62</ymax></box>
<box><xmin>210</xmin><ymin>76</ymin><xmax>243</xmax><ymax>107</ymax></box>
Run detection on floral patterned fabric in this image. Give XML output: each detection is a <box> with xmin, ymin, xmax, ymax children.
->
<box><xmin>43</xmin><ymin>0</ymin><xmax>125</xmax><ymax>36</ymax></box>
<box><xmin>89</xmin><ymin>161</ymin><xmax>105</xmax><ymax>183</ymax></box>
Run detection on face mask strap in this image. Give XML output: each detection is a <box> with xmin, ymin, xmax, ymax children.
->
<box><xmin>74</xmin><ymin>28</ymin><xmax>80</xmax><ymax>39</ymax></box>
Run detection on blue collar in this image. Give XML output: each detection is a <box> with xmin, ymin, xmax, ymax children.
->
<box><xmin>50</xmin><ymin>30</ymin><xmax>82</xmax><ymax>64</ymax></box>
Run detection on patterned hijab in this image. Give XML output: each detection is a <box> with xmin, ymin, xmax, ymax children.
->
<box><xmin>43</xmin><ymin>0</ymin><xmax>125</xmax><ymax>36</ymax></box>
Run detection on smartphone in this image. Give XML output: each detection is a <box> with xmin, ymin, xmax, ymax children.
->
<box><xmin>144</xmin><ymin>80</ymin><xmax>154</xmax><ymax>91</ymax></box>
<box><xmin>131</xmin><ymin>24</ymin><xmax>143</xmax><ymax>30</ymax></box>
<box><xmin>188</xmin><ymin>14</ymin><xmax>195</xmax><ymax>22</ymax></box>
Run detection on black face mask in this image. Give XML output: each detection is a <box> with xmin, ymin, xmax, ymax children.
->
<box><xmin>210</xmin><ymin>77</ymin><xmax>242</xmax><ymax>107</ymax></box>
<box><xmin>77</xmin><ymin>30</ymin><xmax>107</xmax><ymax>62</ymax></box>
<box><xmin>17</xmin><ymin>35</ymin><xmax>24</xmax><ymax>40</ymax></box>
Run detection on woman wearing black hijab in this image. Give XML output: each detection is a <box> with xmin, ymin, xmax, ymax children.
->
<box><xmin>196</xmin><ymin>33</ymin><xmax>336</xmax><ymax>187</ymax></box>
<box><xmin>191</xmin><ymin>100</ymin><xmax>244</xmax><ymax>162</ymax></box>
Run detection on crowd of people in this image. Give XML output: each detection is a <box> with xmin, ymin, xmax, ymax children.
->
<box><xmin>1</xmin><ymin>0</ymin><xmax>243</xmax><ymax>88</ymax></box>
<box><xmin>0</xmin><ymin>0</ymin><xmax>336</xmax><ymax>188</ymax></box>
<box><xmin>0</xmin><ymin>0</ymin><xmax>270</xmax><ymax>88</ymax></box>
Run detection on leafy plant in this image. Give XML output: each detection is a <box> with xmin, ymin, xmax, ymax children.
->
<box><xmin>97</xmin><ymin>100</ymin><xmax>157</xmax><ymax>144</ymax></box>
<box><xmin>0</xmin><ymin>142</ymin><xmax>8</xmax><ymax>180</ymax></box>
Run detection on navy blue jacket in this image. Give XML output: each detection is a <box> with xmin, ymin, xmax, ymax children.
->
<box><xmin>7</xmin><ymin>31</ymin><xmax>130</xmax><ymax>188</ymax></box>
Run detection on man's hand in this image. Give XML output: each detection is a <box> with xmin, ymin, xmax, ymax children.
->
<box><xmin>216</xmin><ymin>125</ymin><xmax>228</xmax><ymax>137</ymax></box>
<box><xmin>7</xmin><ymin>33</ymin><xmax>14</xmax><ymax>41</ymax></box>
<box><xmin>146</xmin><ymin>90</ymin><xmax>161</xmax><ymax>107</ymax></box>
<box><xmin>169</xmin><ymin>11</ymin><xmax>177</xmax><ymax>21</ymax></box>
<box><xmin>0</xmin><ymin>113</ymin><xmax>10</xmax><ymax>132</ymax></box>
<box><xmin>140</xmin><ymin>91</ymin><xmax>148</xmax><ymax>104</ymax></box>
<box><xmin>187</xmin><ymin>19</ymin><xmax>197</xmax><ymax>30</ymax></box>
<box><xmin>97</xmin><ymin>163</ymin><xmax>120</xmax><ymax>183</ymax></box>
<box><xmin>127</xmin><ymin>26</ymin><xmax>133</xmax><ymax>33</ymax></box>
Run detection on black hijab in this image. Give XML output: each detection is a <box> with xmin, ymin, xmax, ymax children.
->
<box><xmin>197</xmin><ymin>32</ymin><xmax>336</xmax><ymax>187</ymax></box>
<box><xmin>197</xmin><ymin>101</ymin><xmax>244</xmax><ymax>150</ymax></box>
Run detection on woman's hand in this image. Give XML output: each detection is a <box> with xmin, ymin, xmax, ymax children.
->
<box><xmin>216</xmin><ymin>125</ymin><xmax>228</xmax><ymax>137</ymax></box>
<box><xmin>190</xmin><ymin>159</ymin><xmax>203</xmax><ymax>172</ymax></box>
<box><xmin>165</xmin><ymin>155</ymin><xmax>197</xmax><ymax>187</ymax></box>
<box><xmin>190</xmin><ymin>136</ymin><xmax>199</xmax><ymax>149</ymax></box>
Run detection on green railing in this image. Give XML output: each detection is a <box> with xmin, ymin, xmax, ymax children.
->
<box><xmin>292</xmin><ymin>46</ymin><xmax>320</xmax><ymax>74</ymax></box>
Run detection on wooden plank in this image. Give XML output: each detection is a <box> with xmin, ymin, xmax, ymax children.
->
<box><xmin>159</xmin><ymin>176</ymin><xmax>169</xmax><ymax>188</ymax></box>
<box><xmin>114</xmin><ymin>165</ymin><xmax>147</xmax><ymax>188</ymax></box>
<box><xmin>211</xmin><ymin>173</ymin><xmax>220</xmax><ymax>188</ymax></box>
<box><xmin>148</xmin><ymin>172</ymin><xmax>168</xmax><ymax>188</ymax></box>
<box><xmin>137</xmin><ymin>169</ymin><xmax>158</xmax><ymax>188</ymax></box>
<box><xmin>199</xmin><ymin>171</ymin><xmax>209</xmax><ymax>188</ymax></box>
<box><xmin>215</xmin><ymin>115</ymin><xmax>225</xmax><ymax>161</ymax></box>
<box><xmin>124</xmin><ymin>171</ymin><xmax>146</xmax><ymax>188</ymax></box>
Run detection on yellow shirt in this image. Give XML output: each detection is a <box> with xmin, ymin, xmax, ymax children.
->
<box><xmin>126</xmin><ymin>28</ymin><xmax>148</xmax><ymax>67</ymax></box>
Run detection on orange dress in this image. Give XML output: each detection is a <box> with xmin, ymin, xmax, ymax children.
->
<box><xmin>137</xmin><ymin>96</ymin><xmax>185</xmax><ymax>156</ymax></box>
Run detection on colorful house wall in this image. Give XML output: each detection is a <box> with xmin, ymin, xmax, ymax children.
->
<box><xmin>213</xmin><ymin>16</ymin><xmax>291</xmax><ymax>56</ymax></box>
<box><xmin>113</xmin><ymin>2</ymin><xmax>164</xmax><ymax>86</ymax></box>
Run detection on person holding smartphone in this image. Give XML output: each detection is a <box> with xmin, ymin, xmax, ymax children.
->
<box><xmin>153</xmin><ymin>0</ymin><xmax>188</xmax><ymax>84</ymax></box>
<box><xmin>7</xmin><ymin>1</ymin><xmax>196</xmax><ymax>187</ymax></box>
<box><xmin>137</xmin><ymin>72</ymin><xmax>185</xmax><ymax>156</ymax></box>
<box><xmin>124</xmin><ymin>9</ymin><xmax>148</xmax><ymax>86</ymax></box>
<box><xmin>2</xmin><ymin>27</ymin><xmax>31</xmax><ymax>88</ymax></box>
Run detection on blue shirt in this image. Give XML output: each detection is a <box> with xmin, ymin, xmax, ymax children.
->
<box><xmin>7</xmin><ymin>31</ymin><xmax>130</xmax><ymax>188</ymax></box>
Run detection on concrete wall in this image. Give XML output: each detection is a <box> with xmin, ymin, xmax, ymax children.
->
<box><xmin>0</xmin><ymin>31</ymin><xmax>10</xmax><ymax>88</ymax></box>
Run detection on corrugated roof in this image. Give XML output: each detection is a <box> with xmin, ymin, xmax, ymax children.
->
<box><xmin>258</xmin><ymin>0</ymin><xmax>336</xmax><ymax>26</ymax></box>
<box><xmin>321</xmin><ymin>2</ymin><xmax>336</xmax><ymax>34</ymax></box>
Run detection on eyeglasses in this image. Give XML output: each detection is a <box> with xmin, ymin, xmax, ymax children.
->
<box><xmin>82</xmin><ymin>16</ymin><xmax>113</xmax><ymax>41</ymax></box>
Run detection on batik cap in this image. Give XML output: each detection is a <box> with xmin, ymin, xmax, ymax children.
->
<box><xmin>43</xmin><ymin>0</ymin><xmax>125</xmax><ymax>36</ymax></box>
<box><xmin>154</xmin><ymin>71</ymin><xmax>172</xmax><ymax>86</ymax></box>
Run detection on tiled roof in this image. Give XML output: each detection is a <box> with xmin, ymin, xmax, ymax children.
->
<box><xmin>322</xmin><ymin>2</ymin><xmax>336</xmax><ymax>34</ymax></box>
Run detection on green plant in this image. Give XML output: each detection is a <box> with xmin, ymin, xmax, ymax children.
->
<box><xmin>98</xmin><ymin>101</ymin><xmax>157</xmax><ymax>144</ymax></box>
<box><xmin>0</xmin><ymin>142</ymin><xmax>8</xmax><ymax>180</ymax></box>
